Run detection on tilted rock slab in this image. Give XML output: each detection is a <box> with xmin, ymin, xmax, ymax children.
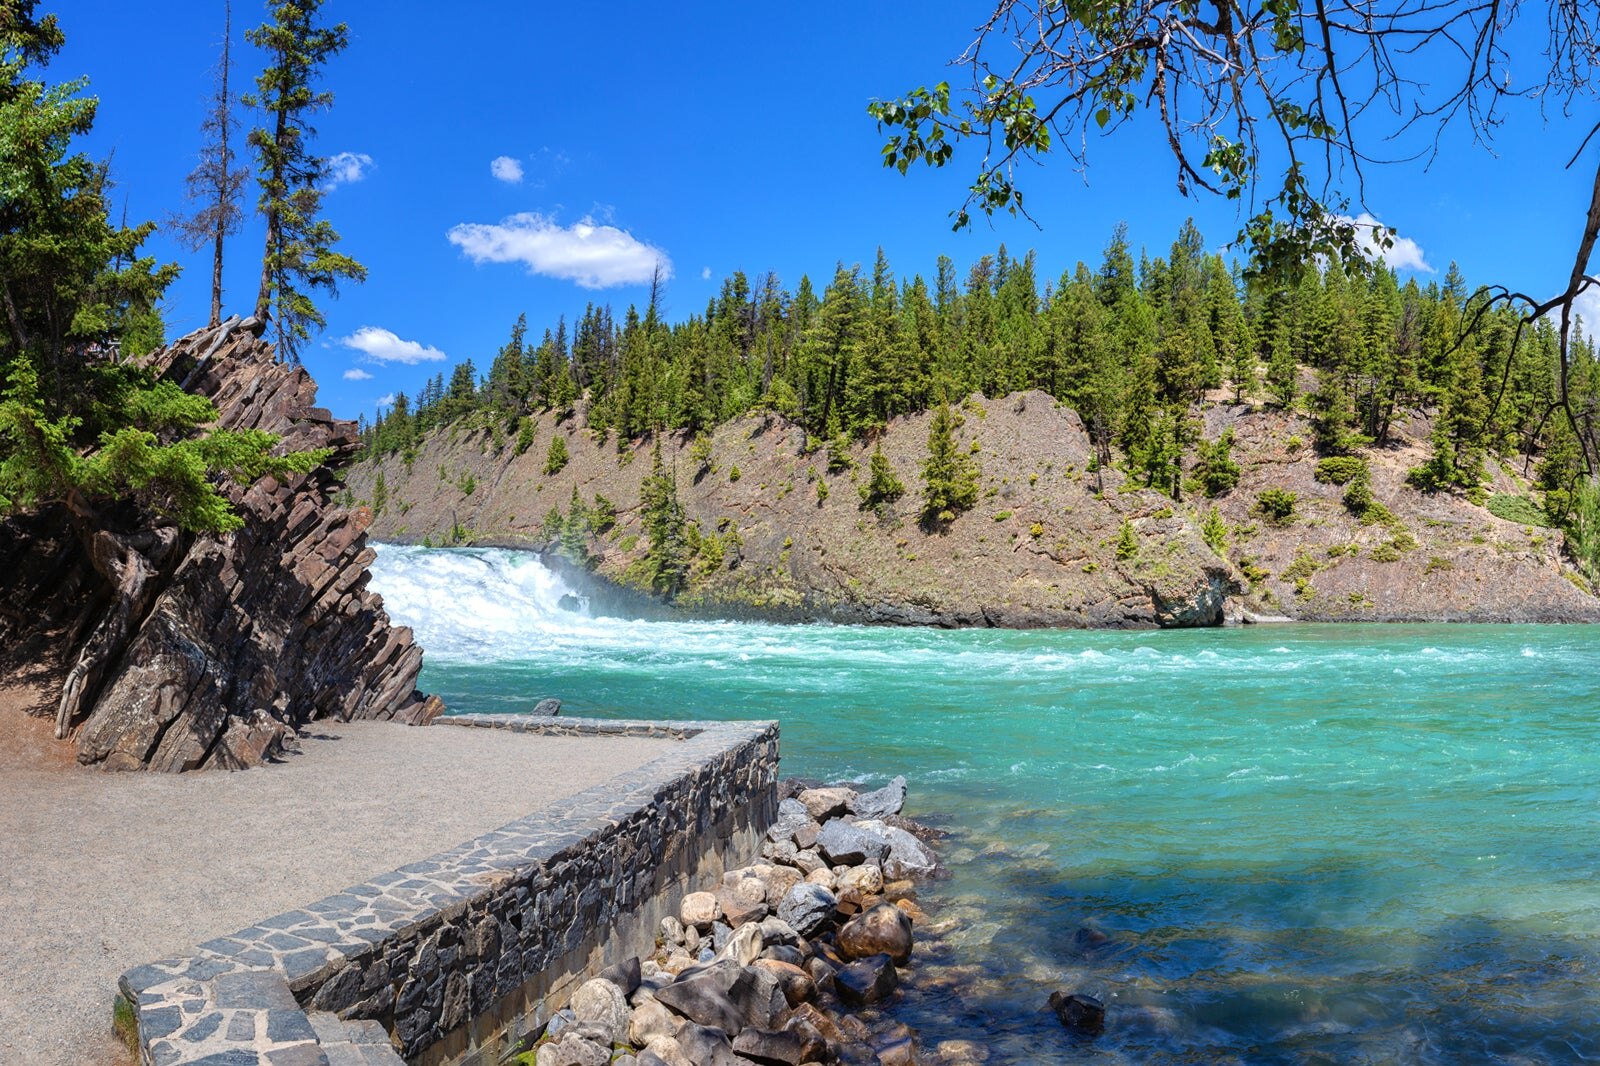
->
<box><xmin>2</xmin><ymin>318</ymin><xmax>437</xmax><ymax>770</ymax></box>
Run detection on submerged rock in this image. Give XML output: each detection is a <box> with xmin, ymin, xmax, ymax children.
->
<box><xmin>1048</xmin><ymin>990</ymin><xmax>1106</xmax><ymax>1033</ymax></box>
<box><xmin>834</xmin><ymin>954</ymin><xmax>899</xmax><ymax>1008</ymax></box>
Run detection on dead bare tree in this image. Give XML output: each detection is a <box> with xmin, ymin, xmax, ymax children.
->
<box><xmin>169</xmin><ymin>0</ymin><xmax>245</xmax><ymax>329</ymax></box>
<box><xmin>871</xmin><ymin>0</ymin><xmax>1600</xmax><ymax>465</ymax></box>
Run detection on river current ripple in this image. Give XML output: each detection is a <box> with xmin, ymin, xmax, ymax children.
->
<box><xmin>370</xmin><ymin>544</ymin><xmax>1600</xmax><ymax>1064</ymax></box>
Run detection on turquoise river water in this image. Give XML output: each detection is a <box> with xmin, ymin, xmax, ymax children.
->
<box><xmin>370</xmin><ymin>545</ymin><xmax>1600</xmax><ymax>1065</ymax></box>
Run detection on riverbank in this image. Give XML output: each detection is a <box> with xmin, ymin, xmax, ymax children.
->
<box><xmin>0</xmin><ymin>719</ymin><xmax>673</xmax><ymax>1065</ymax></box>
<box><xmin>346</xmin><ymin>393</ymin><xmax>1600</xmax><ymax>628</ymax></box>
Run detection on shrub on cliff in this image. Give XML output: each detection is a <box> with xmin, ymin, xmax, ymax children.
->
<box><xmin>544</xmin><ymin>434</ymin><xmax>569</xmax><ymax>474</ymax></box>
<box><xmin>921</xmin><ymin>401</ymin><xmax>978</xmax><ymax>525</ymax></box>
<box><xmin>860</xmin><ymin>446</ymin><xmax>905</xmax><ymax>509</ymax></box>
<box><xmin>1191</xmin><ymin>429</ymin><xmax>1241</xmax><ymax>497</ymax></box>
<box><xmin>1255</xmin><ymin>488</ymin><xmax>1298</xmax><ymax>524</ymax></box>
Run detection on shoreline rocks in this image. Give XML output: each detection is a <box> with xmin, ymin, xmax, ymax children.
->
<box><xmin>526</xmin><ymin>776</ymin><xmax>941</xmax><ymax>1066</ymax></box>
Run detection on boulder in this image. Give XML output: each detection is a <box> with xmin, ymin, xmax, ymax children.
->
<box><xmin>837</xmin><ymin>903</ymin><xmax>914</xmax><ymax>965</ymax></box>
<box><xmin>793</xmin><ymin>822</ymin><xmax>821</xmax><ymax>851</ymax></box>
<box><xmin>659</xmin><ymin>916</ymin><xmax>686</xmax><ymax>948</ymax></box>
<box><xmin>804</xmin><ymin>955</ymin><xmax>836</xmax><ymax>996</ymax></box>
<box><xmin>854</xmin><ymin>819</ymin><xmax>937</xmax><ymax>880</ymax></box>
<box><xmin>569</xmin><ymin>978</ymin><xmax>630</xmax><ymax>1044</ymax></box>
<box><xmin>838</xmin><ymin>863</ymin><xmax>884</xmax><ymax>897</ymax></box>
<box><xmin>653</xmin><ymin>963</ymin><xmax>746</xmax><ymax>1035</ymax></box>
<box><xmin>598</xmin><ymin>957</ymin><xmax>642</xmax><ymax>997</ymax></box>
<box><xmin>760</xmin><ymin>944</ymin><xmax>804</xmax><ymax>967</ymax></box>
<box><xmin>761</xmin><ymin>838</ymin><xmax>799</xmax><ymax>866</ymax></box>
<box><xmin>532</xmin><ymin>697</ymin><xmax>562</xmax><ymax>716</ymax></box>
<box><xmin>674</xmin><ymin>1023</ymin><xmax>744</xmax><ymax>1066</ymax></box>
<box><xmin>816</xmin><ymin>821</ymin><xmax>890</xmax><ymax>867</ymax></box>
<box><xmin>875</xmin><ymin>1035</ymin><xmax>917</xmax><ymax>1066</ymax></box>
<box><xmin>715</xmin><ymin>877</ymin><xmax>769</xmax><ymax>927</ymax></box>
<box><xmin>1048</xmin><ymin>990</ymin><xmax>1106</xmax><ymax>1033</ymax></box>
<box><xmin>680</xmin><ymin>891</ymin><xmax>722</xmax><ymax>930</ymax></box>
<box><xmin>642</xmin><ymin>1035</ymin><xmax>694</xmax><ymax>1066</ymax></box>
<box><xmin>797</xmin><ymin>786</ymin><xmax>856</xmax><ymax>821</ymax></box>
<box><xmin>766</xmin><ymin>798</ymin><xmax>813</xmax><ymax>844</ymax></box>
<box><xmin>776</xmin><ymin>883</ymin><xmax>836</xmax><ymax>938</ymax></box>
<box><xmin>713</xmin><ymin>923</ymin><xmax>764</xmax><ymax>966</ymax></box>
<box><xmin>756</xmin><ymin>916</ymin><xmax>801</xmax><ymax>948</ymax></box>
<box><xmin>729</xmin><ymin>963</ymin><xmax>790</xmax><ymax>1030</ymax></box>
<box><xmin>803</xmin><ymin>866</ymin><xmax>834</xmax><ymax>889</ymax></box>
<box><xmin>850</xmin><ymin>776</ymin><xmax>908</xmax><ymax>819</ymax></box>
<box><xmin>628</xmin><ymin>998</ymin><xmax>680</xmax><ymax>1046</ymax></box>
<box><xmin>834</xmin><ymin>954</ymin><xmax>899</xmax><ymax>1008</ymax></box>
<box><xmin>792</xmin><ymin>848</ymin><xmax>825</xmax><ymax>874</ymax></box>
<box><xmin>731</xmin><ymin>1026</ymin><xmax>812</xmax><ymax>1066</ymax></box>
<box><xmin>787</xmin><ymin>1003</ymin><xmax>844</xmax><ymax>1048</ymax></box>
<box><xmin>534</xmin><ymin>1032</ymin><xmax>610</xmax><ymax>1066</ymax></box>
<box><xmin>752</xmin><ymin>958</ymin><xmax>815</xmax><ymax>1006</ymax></box>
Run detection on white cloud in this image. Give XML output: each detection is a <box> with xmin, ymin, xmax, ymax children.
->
<box><xmin>324</xmin><ymin>151</ymin><xmax>373</xmax><ymax>190</ymax></box>
<box><xmin>1342</xmin><ymin>212</ymin><xmax>1432</xmax><ymax>273</ymax></box>
<box><xmin>1571</xmin><ymin>284</ymin><xmax>1600</xmax><ymax>343</ymax></box>
<box><xmin>446</xmin><ymin>212</ymin><xmax>672</xmax><ymax>289</ymax></box>
<box><xmin>338</xmin><ymin>326</ymin><xmax>447</xmax><ymax>365</ymax></box>
<box><xmin>490</xmin><ymin>156</ymin><xmax>524</xmax><ymax>184</ymax></box>
<box><xmin>377</xmin><ymin>393</ymin><xmax>396</xmax><ymax>407</ymax></box>
<box><xmin>701</xmin><ymin>266</ymin><xmax>712</xmax><ymax>280</ymax></box>
<box><xmin>342</xmin><ymin>367</ymin><xmax>373</xmax><ymax>381</ymax></box>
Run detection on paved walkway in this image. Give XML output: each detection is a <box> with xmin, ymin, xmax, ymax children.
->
<box><xmin>0</xmin><ymin>719</ymin><xmax>673</xmax><ymax>1065</ymax></box>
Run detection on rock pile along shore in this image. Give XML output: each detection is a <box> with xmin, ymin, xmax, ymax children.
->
<box><xmin>530</xmin><ymin>775</ymin><xmax>942</xmax><ymax>1066</ymax></box>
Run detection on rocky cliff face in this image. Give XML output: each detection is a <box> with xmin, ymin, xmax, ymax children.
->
<box><xmin>346</xmin><ymin>389</ymin><xmax>1600</xmax><ymax>627</ymax></box>
<box><xmin>0</xmin><ymin>319</ymin><xmax>439</xmax><ymax>771</ymax></box>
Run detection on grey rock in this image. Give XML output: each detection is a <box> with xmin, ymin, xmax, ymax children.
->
<box><xmin>815</xmin><ymin>820</ymin><xmax>890</xmax><ymax>867</ymax></box>
<box><xmin>728</xmin><ymin>964</ymin><xmax>789</xmax><ymax>1030</ymax></box>
<box><xmin>731</xmin><ymin>1025</ymin><xmax>811</xmax><ymax>1066</ymax></box>
<box><xmin>570</xmin><ymin>978</ymin><xmax>630</xmax><ymax>1045</ymax></box>
<box><xmin>765</xmin><ymin>799</ymin><xmax>813</xmax><ymax>845</ymax></box>
<box><xmin>598</xmin><ymin>956</ymin><xmax>642</xmax><ymax>996</ymax></box>
<box><xmin>532</xmin><ymin>697</ymin><xmax>562</xmax><ymax>716</ymax></box>
<box><xmin>854</xmin><ymin>819</ymin><xmax>937</xmax><ymax>880</ymax></box>
<box><xmin>654</xmin><ymin>967</ymin><xmax>747</xmax><ymax>1035</ymax></box>
<box><xmin>534</xmin><ymin>1032</ymin><xmax>610</xmax><ymax>1066</ymax></box>
<box><xmin>628</xmin><ymin>998</ymin><xmax>680</xmax><ymax>1046</ymax></box>
<box><xmin>674</xmin><ymin>1023</ymin><xmax>744</xmax><ymax>1066</ymax></box>
<box><xmin>776</xmin><ymin>883</ymin><xmax>836</xmax><ymax>938</ymax></box>
<box><xmin>850</xmin><ymin>776</ymin><xmax>908</xmax><ymax>819</ymax></box>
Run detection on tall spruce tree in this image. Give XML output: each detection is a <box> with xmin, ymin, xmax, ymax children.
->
<box><xmin>245</xmin><ymin>0</ymin><xmax>364</xmax><ymax>360</ymax></box>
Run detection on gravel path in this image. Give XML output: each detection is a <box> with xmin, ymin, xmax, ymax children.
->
<box><xmin>0</xmin><ymin>720</ymin><xmax>673</xmax><ymax>1065</ymax></box>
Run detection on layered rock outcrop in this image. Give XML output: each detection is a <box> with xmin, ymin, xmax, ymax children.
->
<box><xmin>0</xmin><ymin>318</ymin><xmax>438</xmax><ymax>770</ymax></box>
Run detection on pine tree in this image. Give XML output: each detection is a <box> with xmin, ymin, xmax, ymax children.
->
<box><xmin>245</xmin><ymin>0</ymin><xmax>365</xmax><ymax>360</ymax></box>
<box><xmin>640</xmin><ymin>443</ymin><xmax>688</xmax><ymax>593</ymax></box>
<box><xmin>859</xmin><ymin>445</ymin><xmax>906</xmax><ymax>509</ymax></box>
<box><xmin>921</xmin><ymin>401</ymin><xmax>979</xmax><ymax>524</ymax></box>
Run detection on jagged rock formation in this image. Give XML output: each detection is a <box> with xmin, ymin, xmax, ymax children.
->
<box><xmin>346</xmin><ymin>389</ymin><xmax>1600</xmax><ymax>627</ymax></box>
<box><xmin>0</xmin><ymin>318</ymin><xmax>440</xmax><ymax>770</ymax></box>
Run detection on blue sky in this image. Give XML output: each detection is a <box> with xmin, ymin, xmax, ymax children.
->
<box><xmin>54</xmin><ymin>1</ymin><xmax>1600</xmax><ymax>421</ymax></box>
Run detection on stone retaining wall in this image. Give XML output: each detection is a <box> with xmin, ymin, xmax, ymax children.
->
<box><xmin>119</xmin><ymin>715</ymin><xmax>780</xmax><ymax>1065</ymax></box>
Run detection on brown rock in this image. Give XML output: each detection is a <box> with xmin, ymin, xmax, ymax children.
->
<box><xmin>837</xmin><ymin>904</ymin><xmax>914</xmax><ymax>966</ymax></box>
<box><xmin>752</xmin><ymin>959</ymin><xmax>815</xmax><ymax>1006</ymax></box>
<box><xmin>797</xmin><ymin>786</ymin><xmax>856</xmax><ymax>821</ymax></box>
<box><xmin>834</xmin><ymin>954</ymin><xmax>899</xmax><ymax>1009</ymax></box>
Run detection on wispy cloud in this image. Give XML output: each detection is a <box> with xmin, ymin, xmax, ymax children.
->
<box><xmin>338</xmin><ymin>326</ymin><xmax>447</xmax><ymax>365</ymax></box>
<box><xmin>342</xmin><ymin>367</ymin><xmax>373</xmax><ymax>381</ymax></box>
<box><xmin>446</xmin><ymin>212</ymin><xmax>671</xmax><ymax>289</ymax></box>
<box><xmin>377</xmin><ymin>392</ymin><xmax>396</xmax><ymax>407</ymax></box>
<box><xmin>490</xmin><ymin>156</ymin><xmax>524</xmax><ymax>184</ymax></box>
<box><xmin>324</xmin><ymin>151</ymin><xmax>373</xmax><ymax>190</ymax></box>
<box><xmin>701</xmin><ymin>266</ymin><xmax>712</xmax><ymax>280</ymax></box>
<box><xmin>1341</xmin><ymin>212</ymin><xmax>1432</xmax><ymax>273</ymax></box>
